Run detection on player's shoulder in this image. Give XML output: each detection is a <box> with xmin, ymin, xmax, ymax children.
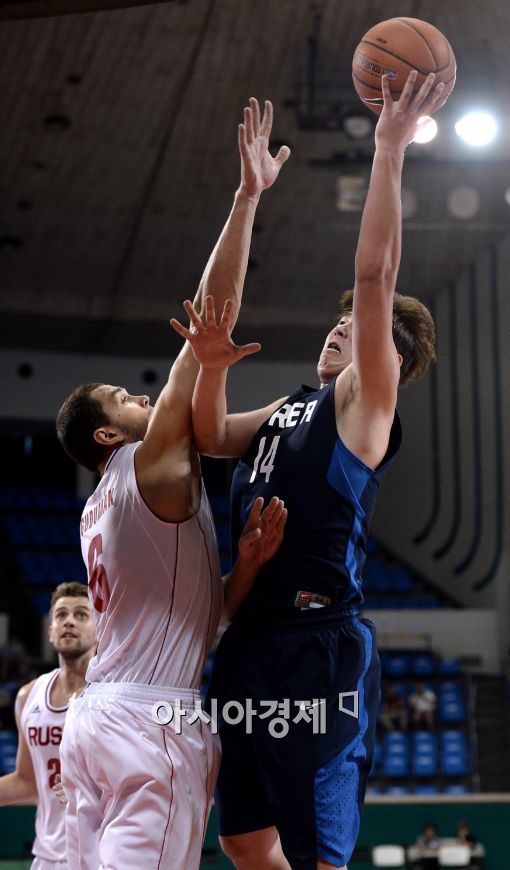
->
<box><xmin>15</xmin><ymin>678</ymin><xmax>38</xmax><ymax>720</ymax></box>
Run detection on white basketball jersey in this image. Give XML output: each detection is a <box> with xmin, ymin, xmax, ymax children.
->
<box><xmin>81</xmin><ymin>442</ymin><xmax>222</xmax><ymax>689</ymax></box>
<box><xmin>20</xmin><ymin>670</ymin><xmax>66</xmax><ymax>863</ymax></box>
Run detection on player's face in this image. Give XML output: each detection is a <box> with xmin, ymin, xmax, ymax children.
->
<box><xmin>317</xmin><ymin>314</ymin><xmax>353</xmax><ymax>384</ymax></box>
<box><xmin>48</xmin><ymin>597</ymin><xmax>97</xmax><ymax>660</ymax></box>
<box><xmin>95</xmin><ymin>384</ymin><xmax>154</xmax><ymax>442</ymax></box>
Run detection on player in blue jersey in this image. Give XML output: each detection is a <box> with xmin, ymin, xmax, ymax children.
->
<box><xmin>171</xmin><ymin>72</ymin><xmax>442</xmax><ymax>870</ymax></box>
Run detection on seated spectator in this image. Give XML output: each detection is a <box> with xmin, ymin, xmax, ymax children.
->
<box><xmin>379</xmin><ymin>684</ymin><xmax>408</xmax><ymax>731</ymax></box>
<box><xmin>409</xmin><ymin>682</ymin><xmax>436</xmax><ymax>729</ymax></box>
<box><xmin>409</xmin><ymin>823</ymin><xmax>440</xmax><ymax>869</ymax></box>
<box><xmin>415</xmin><ymin>823</ymin><xmax>440</xmax><ymax>852</ymax></box>
<box><xmin>456</xmin><ymin>820</ymin><xmax>477</xmax><ymax>849</ymax></box>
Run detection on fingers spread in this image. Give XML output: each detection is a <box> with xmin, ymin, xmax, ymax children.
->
<box><xmin>250</xmin><ymin>97</ymin><xmax>261</xmax><ymax>137</ymax></box>
<box><xmin>244</xmin><ymin>105</ymin><xmax>255</xmax><ymax>144</ymax></box>
<box><xmin>275</xmin><ymin>145</ymin><xmax>291</xmax><ymax>167</ymax></box>
<box><xmin>237</xmin><ymin>342</ymin><xmax>262</xmax><ymax>359</ymax></box>
<box><xmin>260</xmin><ymin>99</ymin><xmax>273</xmax><ymax>138</ymax></box>
<box><xmin>219</xmin><ymin>298</ymin><xmax>234</xmax><ymax>330</ymax></box>
<box><xmin>245</xmin><ymin>496</ymin><xmax>264</xmax><ymax>529</ymax></box>
<box><xmin>412</xmin><ymin>71</ymin><xmax>436</xmax><ymax>110</ymax></box>
<box><xmin>169</xmin><ymin>318</ymin><xmax>192</xmax><ymax>340</ymax></box>
<box><xmin>381</xmin><ymin>74</ymin><xmax>393</xmax><ymax>106</ymax></box>
<box><xmin>397</xmin><ymin>69</ymin><xmax>418</xmax><ymax>109</ymax></box>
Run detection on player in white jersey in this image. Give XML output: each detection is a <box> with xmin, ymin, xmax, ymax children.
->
<box><xmin>0</xmin><ymin>583</ymin><xmax>96</xmax><ymax>870</ymax></box>
<box><xmin>55</xmin><ymin>99</ymin><xmax>290</xmax><ymax>870</ymax></box>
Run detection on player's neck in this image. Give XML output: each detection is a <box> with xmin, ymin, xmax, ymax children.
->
<box><xmin>56</xmin><ymin>651</ymin><xmax>93</xmax><ymax>696</ymax></box>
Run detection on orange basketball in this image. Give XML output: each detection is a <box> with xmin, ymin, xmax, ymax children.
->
<box><xmin>352</xmin><ymin>18</ymin><xmax>456</xmax><ymax>115</ymax></box>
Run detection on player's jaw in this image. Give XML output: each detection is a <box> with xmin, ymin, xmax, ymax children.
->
<box><xmin>95</xmin><ymin>385</ymin><xmax>153</xmax><ymax>443</ymax></box>
<box><xmin>317</xmin><ymin>320</ymin><xmax>353</xmax><ymax>385</ymax></box>
<box><xmin>54</xmin><ymin>630</ymin><xmax>92</xmax><ymax>661</ymax></box>
<box><xmin>49</xmin><ymin>598</ymin><xmax>97</xmax><ymax>661</ymax></box>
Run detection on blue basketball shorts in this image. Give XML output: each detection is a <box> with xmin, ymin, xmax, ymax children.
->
<box><xmin>206</xmin><ymin>607</ymin><xmax>381</xmax><ymax>869</ymax></box>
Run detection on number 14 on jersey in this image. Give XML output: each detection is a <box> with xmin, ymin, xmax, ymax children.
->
<box><xmin>249</xmin><ymin>436</ymin><xmax>280</xmax><ymax>483</ymax></box>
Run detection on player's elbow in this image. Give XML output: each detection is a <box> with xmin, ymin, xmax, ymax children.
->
<box><xmin>355</xmin><ymin>240</ymin><xmax>400</xmax><ymax>290</ymax></box>
<box><xmin>355</xmin><ymin>261</ymin><xmax>398</xmax><ymax>298</ymax></box>
<box><xmin>193</xmin><ymin>434</ymin><xmax>224</xmax><ymax>458</ymax></box>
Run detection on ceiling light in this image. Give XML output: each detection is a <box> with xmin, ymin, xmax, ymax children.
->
<box><xmin>342</xmin><ymin>113</ymin><xmax>374</xmax><ymax>140</ymax></box>
<box><xmin>447</xmin><ymin>186</ymin><xmax>481</xmax><ymax>220</ymax></box>
<box><xmin>413</xmin><ymin>115</ymin><xmax>438</xmax><ymax>144</ymax></box>
<box><xmin>454</xmin><ymin>111</ymin><xmax>497</xmax><ymax>146</ymax></box>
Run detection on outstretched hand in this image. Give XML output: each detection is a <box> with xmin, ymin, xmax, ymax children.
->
<box><xmin>170</xmin><ymin>295</ymin><xmax>261</xmax><ymax>370</ymax></box>
<box><xmin>239</xmin><ymin>98</ymin><xmax>291</xmax><ymax>198</ymax></box>
<box><xmin>376</xmin><ymin>70</ymin><xmax>445</xmax><ymax>148</ymax></box>
<box><xmin>238</xmin><ymin>496</ymin><xmax>288</xmax><ymax>570</ymax></box>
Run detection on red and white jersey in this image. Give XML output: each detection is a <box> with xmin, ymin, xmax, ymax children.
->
<box><xmin>19</xmin><ymin>670</ymin><xmax>66</xmax><ymax>864</ymax></box>
<box><xmin>81</xmin><ymin>442</ymin><xmax>222</xmax><ymax>689</ymax></box>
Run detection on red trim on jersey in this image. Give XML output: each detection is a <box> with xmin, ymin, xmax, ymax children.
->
<box><xmin>158</xmin><ymin>729</ymin><xmax>174</xmax><ymax>869</ymax></box>
<box><xmin>148</xmin><ymin>525</ymin><xmax>179</xmax><ymax>685</ymax></box>
<box><xmin>199</xmin><ymin>720</ymin><xmax>210</xmax><ymax>846</ymax></box>
<box><xmin>103</xmin><ymin>446</ymin><xmax>121</xmax><ymax>475</ymax></box>
<box><xmin>196</xmin><ymin>509</ymin><xmax>215</xmax><ymax>682</ymax></box>
<box><xmin>45</xmin><ymin>670</ymin><xmax>69</xmax><ymax>714</ymax></box>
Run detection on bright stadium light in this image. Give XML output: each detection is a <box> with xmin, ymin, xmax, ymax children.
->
<box><xmin>413</xmin><ymin>115</ymin><xmax>438</xmax><ymax>144</ymax></box>
<box><xmin>455</xmin><ymin>111</ymin><xmax>498</xmax><ymax>146</ymax></box>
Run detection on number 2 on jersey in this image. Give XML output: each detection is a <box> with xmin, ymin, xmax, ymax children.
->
<box><xmin>250</xmin><ymin>435</ymin><xmax>280</xmax><ymax>483</ymax></box>
<box><xmin>87</xmin><ymin>534</ymin><xmax>111</xmax><ymax>613</ymax></box>
<box><xmin>48</xmin><ymin>757</ymin><xmax>60</xmax><ymax>789</ymax></box>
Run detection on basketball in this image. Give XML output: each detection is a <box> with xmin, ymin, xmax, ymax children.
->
<box><xmin>352</xmin><ymin>18</ymin><xmax>456</xmax><ymax>115</ymax></box>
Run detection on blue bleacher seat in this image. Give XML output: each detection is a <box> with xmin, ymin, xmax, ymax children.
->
<box><xmin>0</xmin><ymin>730</ymin><xmax>17</xmax><ymax>747</ymax></box>
<box><xmin>412</xmin><ymin>653</ymin><xmax>435</xmax><ymax>676</ymax></box>
<box><xmin>443</xmin><ymin>784</ymin><xmax>468</xmax><ymax>795</ymax></box>
<box><xmin>412</xmin><ymin>753</ymin><xmax>438</xmax><ymax>777</ymax></box>
<box><xmin>414</xmin><ymin>785</ymin><xmax>439</xmax><ymax>795</ymax></box>
<box><xmin>440</xmin><ymin>730</ymin><xmax>467</xmax><ymax>752</ymax></box>
<box><xmin>439</xmin><ymin>658</ymin><xmax>462</xmax><ymax>674</ymax></box>
<box><xmin>363</xmin><ymin>559</ymin><xmax>391</xmax><ymax>592</ymax></box>
<box><xmin>441</xmin><ymin>754</ymin><xmax>469</xmax><ymax>776</ymax></box>
<box><xmin>383</xmin><ymin>731</ymin><xmax>408</xmax><ymax>747</ymax></box>
<box><xmin>439</xmin><ymin>700</ymin><xmax>466</xmax><ymax>723</ymax></box>
<box><xmin>385</xmin><ymin>654</ymin><xmax>410</xmax><ymax>676</ymax></box>
<box><xmin>382</xmin><ymin>754</ymin><xmax>408</xmax><ymax>777</ymax></box>
<box><xmin>388</xmin><ymin>566</ymin><xmax>415</xmax><ymax>592</ymax></box>
<box><xmin>385</xmin><ymin>786</ymin><xmax>410</xmax><ymax>795</ymax></box>
<box><xmin>412</xmin><ymin>732</ymin><xmax>437</xmax><ymax>752</ymax></box>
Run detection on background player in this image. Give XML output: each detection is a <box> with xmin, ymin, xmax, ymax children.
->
<box><xmin>0</xmin><ymin>583</ymin><xmax>96</xmax><ymax>870</ymax></box>
<box><xmin>170</xmin><ymin>72</ymin><xmax>443</xmax><ymax>870</ymax></box>
<box><xmin>55</xmin><ymin>99</ymin><xmax>289</xmax><ymax>870</ymax></box>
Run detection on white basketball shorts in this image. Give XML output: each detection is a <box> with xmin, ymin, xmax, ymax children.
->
<box><xmin>60</xmin><ymin>682</ymin><xmax>220</xmax><ymax>870</ymax></box>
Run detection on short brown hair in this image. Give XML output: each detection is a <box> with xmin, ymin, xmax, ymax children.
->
<box><xmin>56</xmin><ymin>384</ymin><xmax>110</xmax><ymax>472</ymax></box>
<box><xmin>339</xmin><ymin>289</ymin><xmax>436</xmax><ymax>386</ymax></box>
<box><xmin>50</xmin><ymin>582</ymin><xmax>89</xmax><ymax>617</ymax></box>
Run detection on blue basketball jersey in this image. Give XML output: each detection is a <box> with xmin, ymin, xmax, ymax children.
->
<box><xmin>230</xmin><ymin>380</ymin><xmax>402</xmax><ymax>618</ymax></box>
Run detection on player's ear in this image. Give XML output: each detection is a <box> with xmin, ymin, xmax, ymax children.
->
<box><xmin>397</xmin><ymin>353</ymin><xmax>403</xmax><ymax>368</ymax></box>
<box><xmin>93</xmin><ymin>426</ymin><xmax>125</xmax><ymax>447</ymax></box>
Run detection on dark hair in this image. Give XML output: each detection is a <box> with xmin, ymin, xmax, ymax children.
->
<box><xmin>56</xmin><ymin>383</ymin><xmax>110</xmax><ymax>472</ymax></box>
<box><xmin>339</xmin><ymin>289</ymin><xmax>436</xmax><ymax>386</ymax></box>
<box><xmin>50</xmin><ymin>582</ymin><xmax>89</xmax><ymax>616</ymax></box>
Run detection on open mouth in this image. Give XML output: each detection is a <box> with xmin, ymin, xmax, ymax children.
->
<box><xmin>327</xmin><ymin>342</ymin><xmax>341</xmax><ymax>354</ymax></box>
<box><xmin>62</xmin><ymin>633</ymin><xmax>77</xmax><ymax>639</ymax></box>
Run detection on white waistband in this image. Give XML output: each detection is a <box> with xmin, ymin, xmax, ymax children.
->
<box><xmin>84</xmin><ymin>681</ymin><xmax>201</xmax><ymax>706</ymax></box>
